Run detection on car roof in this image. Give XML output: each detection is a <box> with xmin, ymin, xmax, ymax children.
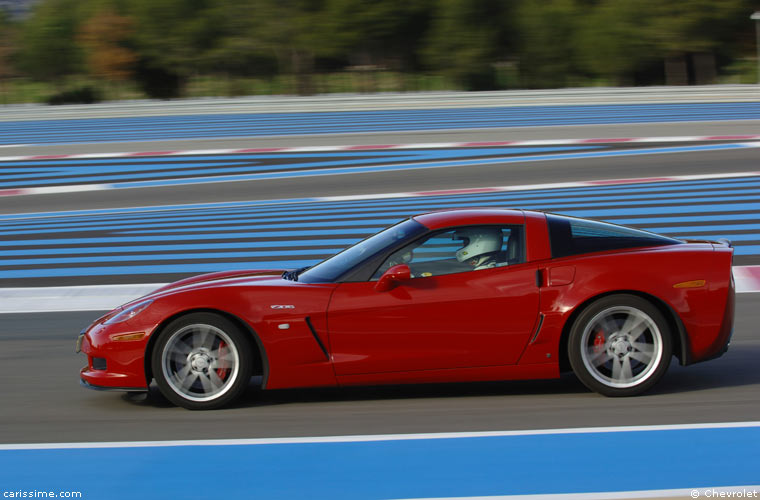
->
<box><xmin>412</xmin><ymin>209</ymin><xmax>527</xmax><ymax>230</ymax></box>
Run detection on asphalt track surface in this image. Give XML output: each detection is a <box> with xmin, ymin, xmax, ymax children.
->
<box><xmin>0</xmin><ymin>294</ymin><xmax>758</xmax><ymax>444</ymax></box>
<box><xmin>0</xmin><ymin>114</ymin><xmax>758</xmax><ymax>445</ymax></box>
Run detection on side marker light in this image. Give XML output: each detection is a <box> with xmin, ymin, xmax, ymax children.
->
<box><xmin>673</xmin><ymin>280</ymin><xmax>706</xmax><ymax>289</ymax></box>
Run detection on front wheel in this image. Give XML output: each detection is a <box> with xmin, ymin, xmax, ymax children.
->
<box><xmin>568</xmin><ymin>295</ymin><xmax>672</xmax><ymax>397</ymax></box>
<box><xmin>151</xmin><ymin>313</ymin><xmax>253</xmax><ymax>410</ymax></box>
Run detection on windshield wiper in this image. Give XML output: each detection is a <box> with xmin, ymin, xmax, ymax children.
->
<box><xmin>282</xmin><ymin>266</ymin><xmax>308</xmax><ymax>281</ymax></box>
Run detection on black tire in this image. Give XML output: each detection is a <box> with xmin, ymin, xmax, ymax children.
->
<box><xmin>151</xmin><ymin>312</ymin><xmax>253</xmax><ymax>410</ymax></box>
<box><xmin>568</xmin><ymin>294</ymin><xmax>672</xmax><ymax>397</ymax></box>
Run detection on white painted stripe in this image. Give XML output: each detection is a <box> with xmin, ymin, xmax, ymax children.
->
<box><xmin>73</xmin><ymin>152</ymin><xmax>132</xmax><ymax>159</ymax></box>
<box><xmin>733</xmin><ymin>266</ymin><xmax>760</xmax><ymax>294</ymax></box>
<box><xmin>319</xmin><ymin>191</ymin><xmax>421</xmax><ymax>201</ymax></box>
<box><xmin>0</xmin><ymin>284</ymin><xmax>165</xmax><ymax>313</ymax></box>
<box><xmin>1</xmin><ymin>421</ymin><xmax>758</xmax><ymax>450</ymax></box>
<box><xmin>655</xmin><ymin>171</ymin><xmax>760</xmax><ymax>182</ymax></box>
<box><xmin>0</xmin><ymin>156</ymin><xmax>32</xmax><ymax>162</ymax></box>
<box><xmin>169</xmin><ymin>149</ymin><xmax>245</xmax><ymax>156</ymax></box>
<box><xmin>502</xmin><ymin>139</ymin><xmax>580</xmax><ymax>146</ymax></box>
<box><xmin>1</xmin><ymin>135</ymin><xmax>758</xmax><ymax>163</ymax></box>
<box><xmin>396</xmin><ymin>486</ymin><xmax>760</xmax><ymax>500</ymax></box>
<box><xmin>284</xmin><ymin>145</ymin><xmax>347</xmax><ymax>152</ymax></box>
<box><xmin>394</xmin><ymin>142</ymin><xmax>463</xmax><ymax>149</ymax></box>
<box><xmin>25</xmin><ymin>184</ymin><xmax>110</xmax><ymax>195</ymax></box>
<box><xmin>634</xmin><ymin>136</ymin><xmax>703</xmax><ymax>142</ymax></box>
<box><xmin>495</xmin><ymin>181</ymin><xmax>612</xmax><ymax>191</ymax></box>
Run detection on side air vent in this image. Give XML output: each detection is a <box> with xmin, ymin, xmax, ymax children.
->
<box><xmin>305</xmin><ymin>317</ymin><xmax>330</xmax><ymax>361</ymax></box>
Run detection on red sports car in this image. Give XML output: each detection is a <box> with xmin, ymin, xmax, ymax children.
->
<box><xmin>76</xmin><ymin>209</ymin><xmax>735</xmax><ymax>410</ymax></box>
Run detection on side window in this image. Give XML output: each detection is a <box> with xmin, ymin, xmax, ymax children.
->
<box><xmin>547</xmin><ymin>214</ymin><xmax>680</xmax><ymax>258</ymax></box>
<box><xmin>371</xmin><ymin>225</ymin><xmax>525</xmax><ymax>280</ymax></box>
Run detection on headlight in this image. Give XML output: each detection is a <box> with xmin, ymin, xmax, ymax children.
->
<box><xmin>104</xmin><ymin>300</ymin><xmax>154</xmax><ymax>325</ymax></box>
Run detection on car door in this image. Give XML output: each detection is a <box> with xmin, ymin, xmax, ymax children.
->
<box><xmin>327</xmin><ymin>225</ymin><xmax>540</xmax><ymax>376</ymax></box>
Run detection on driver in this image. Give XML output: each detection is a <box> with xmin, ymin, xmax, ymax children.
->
<box><xmin>453</xmin><ymin>227</ymin><xmax>502</xmax><ymax>270</ymax></box>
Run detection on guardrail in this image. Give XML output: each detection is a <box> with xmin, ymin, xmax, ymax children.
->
<box><xmin>1</xmin><ymin>85</ymin><xmax>758</xmax><ymax>121</ymax></box>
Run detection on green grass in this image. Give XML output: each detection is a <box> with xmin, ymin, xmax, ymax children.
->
<box><xmin>0</xmin><ymin>71</ymin><xmax>461</xmax><ymax>105</ymax></box>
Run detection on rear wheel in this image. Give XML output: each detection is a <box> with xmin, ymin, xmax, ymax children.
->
<box><xmin>568</xmin><ymin>295</ymin><xmax>672</xmax><ymax>397</ymax></box>
<box><xmin>152</xmin><ymin>313</ymin><xmax>253</xmax><ymax>410</ymax></box>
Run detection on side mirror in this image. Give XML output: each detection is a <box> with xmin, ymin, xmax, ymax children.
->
<box><xmin>375</xmin><ymin>264</ymin><xmax>411</xmax><ymax>292</ymax></box>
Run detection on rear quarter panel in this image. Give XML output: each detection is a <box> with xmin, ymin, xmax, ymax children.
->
<box><xmin>520</xmin><ymin>243</ymin><xmax>734</xmax><ymax>366</ymax></box>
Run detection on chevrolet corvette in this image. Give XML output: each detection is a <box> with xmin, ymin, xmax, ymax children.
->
<box><xmin>76</xmin><ymin>209</ymin><xmax>735</xmax><ymax>409</ymax></box>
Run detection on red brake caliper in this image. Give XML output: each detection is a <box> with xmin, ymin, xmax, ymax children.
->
<box><xmin>593</xmin><ymin>331</ymin><xmax>606</xmax><ymax>354</ymax></box>
<box><xmin>216</xmin><ymin>341</ymin><xmax>229</xmax><ymax>380</ymax></box>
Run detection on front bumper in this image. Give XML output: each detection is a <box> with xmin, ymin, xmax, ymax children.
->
<box><xmin>77</xmin><ymin>321</ymin><xmax>151</xmax><ymax>391</ymax></box>
<box><xmin>80</xmin><ymin>379</ymin><xmax>147</xmax><ymax>392</ymax></box>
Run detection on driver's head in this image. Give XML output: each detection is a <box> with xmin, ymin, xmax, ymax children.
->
<box><xmin>453</xmin><ymin>227</ymin><xmax>502</xmax><ymax>266</ymax></box>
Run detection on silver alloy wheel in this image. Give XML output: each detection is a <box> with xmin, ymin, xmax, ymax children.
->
<box><xmin>161</xmin><ymin>323</ymin><xmax>240</xmax><ymax>402</ymax></box>
<box><xmin>579</xmin><ymin>306</ymin><xmax>664</xmax><ymax>389</ymax></box>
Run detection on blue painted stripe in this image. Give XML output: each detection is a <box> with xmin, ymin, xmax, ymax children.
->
<box><xmin>3</xmin><ymin>174</ymin><xmax>758</xmax><ymax>223</ymax></box>
<box><xmin>2</xmin><ymin>173</ymin><xmax>747</xmax><ymax>232</ymax></box>
<box><xmin>0</xmin><ymin>102</ymin><xmax>758</xmax><ymax>144</ymax></box>
<box><xmin>52</xmin><ymin>177</ymin><xmax>760</xmax><ymax>223</ymax></box>
<box><xmin>109</xmin><ymin>204</ymin><xmax>760</xmax><ymax>235</ymax></box>
<box><xmin>0</xmin><ymin>227</ymin><xmax>382</xmax><ymax>247</ymax></box>
<box><xmin>0</xmin><ymin>241</ymin><xmax>357</xmax><ymax>257</ymax></box>
<box><xmin>735</xmin><ymin>245</ymin><xmax>760</xmax><ymax>255</ymax></box>
<box><xmin>614</xmin><ymin>213</ymin><xmax>760</xmax><ymax>225</ymax></box>
<box><xmin>0</xmin><ymin>217</ymin><xmax>398</xmax><ymax>236</ymax></box>
<box><xmin>564</xmin><ymin>205</ymin><xmax>760</xmax><ymax>218</ymax></box>
<box><xmin>0</xmin><ymin>261</ymin><xmax>318</xmax><ymax>278</ymax></box>
<box><xmin>3</xmin><ymin>193</ymin><xmax>759</xmax><ymax>244</ymax></box>
<box><xmin>5</xmin><ymin>182</ymin><xmax>760</xmax><ymax>233</ymax></box>
<box><xmin>1</xmin><ymin>427</ymin><xmax>758</xmax><ymax>499</ymax></box>
<box><xmin>644</xmin><ymin>223</ymin><xmax>760</xmax><ymax>233</ymax></box>
<box><xmin>1</xmin><ymin>173</ymin><xmax>759</xmax><ymax>280</ymax></box>
<box><xmin>0</xmin><ymin>151</ymin><xmax>433</xmax><ymax>166</ymax></box>
<box><xmin>10</xmin><ymin>222</ymin><xmax>755</xmax><ymax>252</ymax></box>
<box><xmin>672</xmin><ymin>234</ymin><xmax>759</xmax><ymax>242</ymax></box>
<box><xmin>0</xmin><ymin>248</ymin><xmax>344</xmax><ymax>267</ymax></box>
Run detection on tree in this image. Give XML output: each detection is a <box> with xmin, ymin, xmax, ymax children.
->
<box><xmin>575</xmin><ymin>0</ymin><xmax>754</xmax><ymax>86</ymax></box>
<box><xmin>77</xmin><ymin>8</ymin><xmax>136</xmax><ymax>82</ymax></box>
<box><xmin>0</xmin><ymin>10</ymin><xmax>16</xmax><ymax>100</ymax></box>
<box><xmin>514</xmin><ymin>0</ymin><xmax>586</xmax><ymax>88</ymax></box>
<box><xmin>424</xmin><ymin>0</ymin><xmax>512</xmax><ymax>90</ymax></box>
<box><xmin>328</xmin><ymin>0</ymin><xmax>432</xmax><ymax>70</ymax></box>
<box><xmin>643</xmin><ymin>0</ymin><xmax>750</xmax><ymax>84</ymax></box>
<box><xmin>17</xmin><ymin>0</ymin><xmax>83</xmax><ymax>85</ymax></box>
<box><xmin>573</xmin><ymin>0</ymin><xmax>659</xmax><ymax>86</ymax></box>
<box><xmin>126</xmin><ymin>0</ymin><xmax>221</xmax><ymax>97</ymax></box>
<box><xmin>244</xmin><ymin>0</ymin><xmax>334</xmax><ymax>95</ymax></box>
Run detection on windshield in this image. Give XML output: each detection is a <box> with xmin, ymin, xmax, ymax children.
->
<box><xmin>298</xmin><ymin>218</ymin><xmax>427</xmax><ymax>283</ymax></box>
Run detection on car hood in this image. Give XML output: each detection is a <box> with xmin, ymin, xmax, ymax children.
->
<box><xmin>125</xmin><ymin>269</ymin><xmax>287</xmax><ymax>307</ymax></box>
<box><xmin>153</xmin><ymin>269</ymin><xmax>285</xmax><ymax>293</ymax></box>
